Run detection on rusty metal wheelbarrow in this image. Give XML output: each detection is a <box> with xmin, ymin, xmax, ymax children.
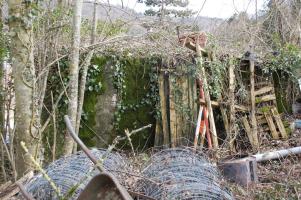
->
<box><xmin>77</xmin><ymin>172</ymin><xmax>132</xmax><ymax>200</ymax></box>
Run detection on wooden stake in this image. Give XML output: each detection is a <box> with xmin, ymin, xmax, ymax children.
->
<box><xmin>250</xmin><ymin>59</ymin><xmax>259</xmax><ymax>150</ymax></box>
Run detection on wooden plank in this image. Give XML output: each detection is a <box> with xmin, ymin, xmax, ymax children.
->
<box><xmin>169</xmin><ymin>75</ymin><xmax>177</xmax><ymax>147</ymax></box>
<box><xmin>154</xmin><ymin>121</ymin><xmax>163</xmax><ymax>146</ymax></box>
<box><xmin>256</xmin><ymin>94</ymin><xmax>276</xmax><ymax>103</ymax></box>
<box><xmin>254</xmin><ymin>86</ymin><xmax>274</xmax><ymax>96</ymax></box>
<box><xmin>0</xmin><ymin>172</ymin><xmax>33</xmax><ymax>200</ymax></box>
<box><xmin>242</xmin><ymin>116</ymin><xmax>255</xmax><ymax>149</ymax></box>
<box><xmin>194</xmin><ymin>105</ymin><xmax>203</xmax><ymax>149</ymax></box>
<box><xmin>257</xmin><ymin>117</ymin><xmax>267</xmax><ymax>125</ymax></box>
<box><xmin>271</xmin><ymin>107</ymin><xmax>288</xmax><ymax>139</ymax></box>
<box><xmin>176</xmin><ymin>75</ymin><xmax>185</xmax><ymax>144</ymax></box>
<box><xmin>228</xmin><ymin>58</ymin><xmax>236</xmax><ymax>152</ymax></box>
<box><xmin>158</xmin><ymin>73</ymin><xmax>170</xmax><ymax>146</ymax></box>
<box><xmin>198</xmin><ymin>99</ymin><xmax>248</xmax><ymax>111</ymax></box>
<box><xmin>250</xmin><ymin>59</ymin><xmax>259</xmax><ymax>150</ymax></box>
<box><xmin>264</xmin><ymin>112</ymin><xmax>279</xmax><ymax>139</ymax></box>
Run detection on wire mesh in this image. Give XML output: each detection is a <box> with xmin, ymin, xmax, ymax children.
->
<box><xmin>137</xmin><ymin>148</ymin><xmax>233</xmax><ymax>200</ymax></box>
<box><xmin>22</xmin><ymin>149</ymin><xmax>129</xmax><ymax>200</ymax></box>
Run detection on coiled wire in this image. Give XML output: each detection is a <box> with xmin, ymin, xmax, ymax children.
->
<box><xmin>137</xmin><ymin>148</ymin><xmax>233</xmax><ymax>200</ymax></box>
<box><xmin>23</xmin><ymin>149</ymin><xmax>129</xmax><ymax>200</ymax></box>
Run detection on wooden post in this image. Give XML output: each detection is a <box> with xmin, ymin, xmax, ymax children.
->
<box><xmin>250</xmin><ymin>59</ymin><xmax>259</xmax><ymax>150</ymax></box>
<box><xmin>228</xmin><ymin>58</ymin><xmax>236</xmax><ymax>152</ymax></box>
<box><xmin>169</xmin><ymin>75</ymin><xmax>177</xmax><ymax>147</ymax></box>
<box><xmin>196</xmin><ymin>42</ymin><xmax>219</xmax><ymax>149</ymax></box>
<box><xmin>158</xmin><ymin>73</ymin><xmax>170</xmax><ymax>146</ymax></box>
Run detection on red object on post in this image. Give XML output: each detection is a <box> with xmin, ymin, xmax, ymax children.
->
<box><xmin>198</xmin><ymin>78</ymin><xmax>212</xmax><ymax>149</ymax></box>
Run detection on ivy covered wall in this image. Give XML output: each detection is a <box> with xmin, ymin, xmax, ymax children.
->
<box><xmin>80</xmin><ymin>55</ymin><xmax>159</xmax><ymax>150</ymax></box>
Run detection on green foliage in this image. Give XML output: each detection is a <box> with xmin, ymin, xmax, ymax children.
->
<box><xmin>112</xmin><ymin>56</ymin><xmax>159</xmax><ymax>149</ymax></box>
<box><xmin>81</xmin><ymin>19</ymin><xmax>128</xmax><ymax>38</ymax></box>
<box><xmin>204</xmin><ymin>56</ymin><xmax>229</xmax><ymax>99</ymax></box>
<box><xmin>138</xmin><ymin>0</ymin><xmax>193</xmax><ymax>18</ymax></box>
<box><xmin>80</xmin><ymin>56</ymin><xmax>107</xmax><ymax>146</ymax></box>
<box><xmin>263</xmin><ymin>43</ymin><xmax>301</xmax><ymax>78</ymax></box>
<box><xmin>0</xmin><ymin>24</ymin><xmax>8</xmax><ymax>62</ymax></box>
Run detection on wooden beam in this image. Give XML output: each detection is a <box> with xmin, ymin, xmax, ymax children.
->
<box><xmin>228</xmin><ymin>58</ymin><xmax>236</xmax><ymax>152</ymax></box>
<box><xmin>256</xmin><ymin>94</ymin><xmax>276</xmax><ymax>103</ymax></box>
<box><xmin>271</xmin><ymin>107</ymin><xmax>288</xmax><ymax>139</ymax></box>
<box><xmin>169</xmin><ymin>76</ymin><xmax>177</xmax><ymax>147</ymax></box>
<box><xmin>198</xmin><ymin>99</ymin><xmax>248</xmax><ymax>111</ymax></box>
<box><xmin>242</xmin><ymin>116</ymin><xmax>255</xmax><ymax>149</ymax></box>
<box><xmin>158</xmin><ymin>73</ymin><xmax>170</xmax><ymax>147</ymax></box>
<box><xmin>264</xmin><ymin>112</ymin><xmax>279</xmax><ymax>139</ymax></box>
<box><xmin>250</xmin><ymin>59</ymin><xmax>259</xmax><ymax>150</ymax></box>
<box><xmin>254</xmin><ymin>86</ymin><xmax>274</xmax><ymax>96</ymax></box>
<box><xmin>257</xmin><ymin>117</ymin><xmax>267</xmax><ymax>125</ymax></box>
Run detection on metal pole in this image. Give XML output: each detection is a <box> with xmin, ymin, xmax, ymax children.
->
<box><xmin>254</xmin><ymin>146</ymin><xmax>301</xmax><ymax>162</ymax></box>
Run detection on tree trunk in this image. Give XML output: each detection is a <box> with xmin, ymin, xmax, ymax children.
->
<box><xmin>8</xmin><ymin>0</ymin><xmax>39</xmax><ymax>177</ymax></box>
<box><xmin>73</xmin><ymin>0</ymin><xmax>97</xmax><ymax>152</ymax></box>
<box><xmin>63</xmin><ymin>0</ymin><xmax>83</xmax><ymax>155</ymax></box>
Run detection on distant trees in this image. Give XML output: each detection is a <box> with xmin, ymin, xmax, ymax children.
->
<box><xmin>138</xmin><ymin>0</ymin><xmax>193</xmax><ymax>20</ymax></box>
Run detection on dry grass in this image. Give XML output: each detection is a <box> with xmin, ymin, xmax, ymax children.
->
<box><xmin>228</xmin><ymin>129</ymin><xmax>301</xmax><ymax>200</ymax></box>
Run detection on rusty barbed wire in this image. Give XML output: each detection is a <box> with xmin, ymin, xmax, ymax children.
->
<box><xmin>137</xmin><ymin>148</ymin><xmax>233</xmax><ymax>200</ymax></box>
<box><xmin>23</xmin><ymin>149</ymin><xmax>129</xmax><ymax>200</ymax></box>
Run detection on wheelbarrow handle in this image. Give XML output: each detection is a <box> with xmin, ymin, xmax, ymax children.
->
<box><xmin>64</xmin><ymin>115</ymin><xmax>105</xmax><ymax>171</ymax></box>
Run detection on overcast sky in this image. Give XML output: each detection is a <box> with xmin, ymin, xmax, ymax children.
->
<box><xmin>108</xmin><ymin>0</ymin><xmax>267</xmax><ymax>19</ymax></box>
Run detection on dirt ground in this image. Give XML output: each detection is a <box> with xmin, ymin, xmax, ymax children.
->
<box><xmin>229</xmin><ymin>129</ymin><xmax>301</xmax><ymax>200</ymax></box>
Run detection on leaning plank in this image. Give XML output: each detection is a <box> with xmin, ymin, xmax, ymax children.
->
<box><xmin>254</xmin><ymin>86</ymin><xmax>274</xmax><ymax>96</ymax></box>
<box><xmin>264</xmin><ymin>112</ymin><xmax>279</xmax><ymax>139</ymax></box>
<box><xmin>158</xmin><ymin>73</ymin><xmax>170</xmax><ymax>146</ymax></box>
<box><xmin>271</xmin><ymin>107</ymin><xmax>288</xmax><ymax>139</ymax></box>
<box><xmin>242</xmin><ymin>116</ymin><xmax>255</xmax><ymax>149</ymax></box>
<box><xmin>250</xmin><ymin>59</ymin><xmax>259</xmax><ymax>150</ymax></box>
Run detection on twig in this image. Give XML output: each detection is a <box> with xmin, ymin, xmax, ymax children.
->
<box><xmin>20</xmin><ymin>141</ymin><xmax>62</xmax><ymax>199</ymax></box>
<box><xmin>17</xmin><ymin>183</ymin><xmax>35</xmax><ymax>200</ymax></box>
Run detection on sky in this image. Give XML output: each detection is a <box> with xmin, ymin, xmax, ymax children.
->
<box><xmin>107</xmin><ymin>0</ymin><xmax>267</xmax><ymax>19</ymax></box>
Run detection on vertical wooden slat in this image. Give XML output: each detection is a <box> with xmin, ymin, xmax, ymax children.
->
<box><xmin>169</xmin><ymin>75</ymin><xmax>177</xmax><ymax>147</ymax></box>
<box><xmin>228</xmin><ymin>58</ymin><xmax>236</xmax><ymax>152</ymax></box>
<box><xmin>158</xmin><ymin>73</ymin><xmax>170</xmax><ymax>146</ymax></box>
<box><xmin>250</xmin><ymin>59</ymin><xmax>259</xmax><ymax>150</ymax></box>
